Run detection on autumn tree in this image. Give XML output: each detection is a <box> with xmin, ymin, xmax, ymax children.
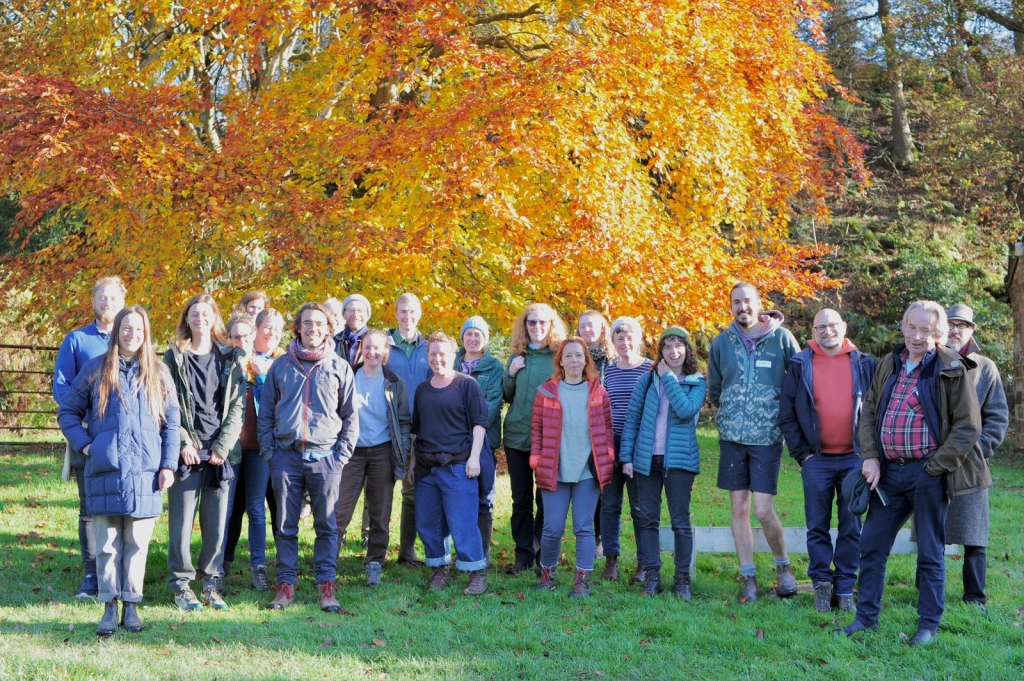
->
<box><xmin>0</xmin><ymin>1</ymin><xmax>865</xmax><ymax>339</ymax></box>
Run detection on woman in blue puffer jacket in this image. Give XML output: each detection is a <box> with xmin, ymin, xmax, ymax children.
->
<box><xmin>619</xmin><ymin>327</ymin><xmax>706</xmax><ymax>600</ymax></box>
<box><xmin>58</xmin><ymin>305</ymin><xmax>180</xmax><ymax>636</ymax></box>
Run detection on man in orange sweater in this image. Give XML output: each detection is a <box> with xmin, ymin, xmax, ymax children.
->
<box><xmin>779</xmin><ymin>309</ymin><xmax>877</xmax><ymax>613</ymax></box>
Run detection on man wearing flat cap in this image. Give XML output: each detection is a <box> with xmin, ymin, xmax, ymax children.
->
<box><xmin>779</xmin><ymin>309</ymin><xmax>876</xmax><ymax>613</ymax></box>
<box><xmin>842</xmin><ymin>301</ymin><xmax>980</xmax><ymax>647</ymax></box>
<box><xmin>944</xmin><ymin>304</ymin><xmax>1009</xmax><ymax>612</ymax></box>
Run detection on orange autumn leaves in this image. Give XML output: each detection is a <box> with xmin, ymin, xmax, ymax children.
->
<box><xmin>0</xmin><ymin>0</ymin><xmax>865</xmax><ymax>336</ymax></box>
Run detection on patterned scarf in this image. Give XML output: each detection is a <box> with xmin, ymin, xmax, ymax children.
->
<box><xmin>588</xmin><ymin>347</ymin><xmax>607</xmax><ymax>365</ymax></box>
<box><xmin>460</xmin><ymin>357</ymin><xmax>482</xmax><ymax>375</ymax></box>
<box><xmin>289</xmin><ymin>336</ymin><xmax>335</xmax><ymax>363</ymax></box>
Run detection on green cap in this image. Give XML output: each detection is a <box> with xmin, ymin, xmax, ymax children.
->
<box><xmin>659</xmin><ymin>326</ymin><xmax>690</xmax><ymax>342</ymax></box>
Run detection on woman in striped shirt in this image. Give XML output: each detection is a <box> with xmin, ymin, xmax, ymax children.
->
<box><xmin>599</xmin><ymin>317</ymin><xmax>653</xmax><ymax>583</ymax></box>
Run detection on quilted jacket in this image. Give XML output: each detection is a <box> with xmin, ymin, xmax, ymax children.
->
<box><xmin>529</xmin><ymin>378</ymin><xmax>615</xmax><ymax>491</ymax></box>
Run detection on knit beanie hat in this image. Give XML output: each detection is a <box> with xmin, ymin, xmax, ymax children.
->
<box><xmin>342</xmin><ymin>294</ymin><xmax>372</xmax><ymax>318</ymax></box>
<box><xmin>461</xmin><ymin>316</ymin><xmax>491</xmax><ymax>345</ymax></box>
<box><xmin>659</xmin><ymin>326</ymin><xmax>690</xmax><ymax>342</ymax></box>
<box><xmin>610</xmin><ymin>316</ymin><xmax>642</xmax><ymax>337</ymax></box>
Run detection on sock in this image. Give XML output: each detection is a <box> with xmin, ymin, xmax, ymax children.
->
<box><xmin>774</xmin><ymin>556</ymin><xmax>791</xmax><ymax>567</ymax></box>
<box><xmin>740</xmin><ymin>564</ymin><xmax>756</xmax><ymax>578</ymax></box>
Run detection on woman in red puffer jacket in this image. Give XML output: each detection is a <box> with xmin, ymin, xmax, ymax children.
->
<box><xmin>530</xmin><ymin>337</ymin><xmax>615</xmax><ymax>598</ymax></box>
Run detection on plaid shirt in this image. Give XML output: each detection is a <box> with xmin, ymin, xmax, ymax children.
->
<box><xmin>879</xmin><ymin>352</ymin><xmax>936</xmax><ymax>460</ymax></box>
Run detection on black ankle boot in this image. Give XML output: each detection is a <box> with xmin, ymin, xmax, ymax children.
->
<box><xmin>96</xmin><ymin>599</ymin><xmax>119</xmax><ymax>636</ymax></box>
<box><xmin>121</xmin><ymin>601</ymin><xmax>145</xmax><ymax>632</ymax></box>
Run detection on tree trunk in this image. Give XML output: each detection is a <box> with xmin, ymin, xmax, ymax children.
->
<box><xmin>1010</xmin><ymin>247</ymin><xmax>1024</xmax><ymax>448</ymax></box>
<box><xmin>1017</xmin><ymin>0</ymin><xmax>1024</xmax><ymax>56</ymax></box>
<box><xmin>878</xmin><ymin>0</ymin><xmax>918</xmax><ymax>168</ymax></box>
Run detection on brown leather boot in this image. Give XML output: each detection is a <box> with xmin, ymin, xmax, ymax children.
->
<box><xmin>602</xmin><ymin>556</ymin><xmax>619</xmax><ymax>581</ymax></box>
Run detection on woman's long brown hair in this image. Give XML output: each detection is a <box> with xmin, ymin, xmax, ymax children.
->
<box><xmin>94</xmin><ymin>306</ymin><xmax>173</xmax><ymax>424</ymax></box>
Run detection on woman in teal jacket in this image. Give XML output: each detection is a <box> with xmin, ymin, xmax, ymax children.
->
<box><xmin>620</xmin><ymin>327</ymin><xmax>706</xmax><ymax>599</ymax></box>
<box><xmin>502</xmin><ymin>303</ymin><xmax>568</xmax><ymax>573</ymax></box>
<box><xmin>457</xmin><ymin>316</ymin><xmax>504</xmax><ymax>562</ymax></box>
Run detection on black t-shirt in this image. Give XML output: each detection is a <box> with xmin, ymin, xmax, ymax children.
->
<box><xmin>412</xmin><ymin>374</ymin><xmax>487</xmax><ymax>470</ymax></box>
<box><xmin>186</xmin><ymin>349</ymin><xmax>225</xmax><ymax>442</ymax></box>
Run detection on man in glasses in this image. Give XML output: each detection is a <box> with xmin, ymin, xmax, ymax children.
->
<box><xmin>334</xmin><ymin>294</ymin><xmax>372</xmax><ymax>365</ymax></box>
<box><xmin>842</xmin><ymin>301</ymin><xmax>980</xmax><ymax>646</ymax></box>
<box><xmin>780</xmin><ymin>309</ymin><xmax>877</xmax><ymax>613</ymax></box>
<box><xmin>709</xmin><ymin>282</ymin><xmax>801</xmax><ymax>603</ymax></box>
<box><xmin>943</xmin><ymin>304</ymin><xmax>1008</xmax><ymax>613</ymax></box>
<box><xmin>258</xmin><ymin>303</ymin><xmax>359</xmax><ymax>612</ymax></box>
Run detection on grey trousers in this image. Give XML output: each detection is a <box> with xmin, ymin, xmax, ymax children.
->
<box><xmin>539</xmin><ymin>478</ymin><xmax>601</xmax><ymax>571</ymax></box>
<box><xmin>167</xmin><ymin>462</ymin><xmax>230</xmax><ymax>591</ymax></box>
<box><xmin>93</xmin><ymin>514</ymin><xmax>157</xmax><ymax>603</ymax></box>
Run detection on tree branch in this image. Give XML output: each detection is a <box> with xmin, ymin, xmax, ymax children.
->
<box><xmin>972</xmin><ymin>4</ymin><xmax>1024</xmax><ymax>33</ymax></box>
<box><xmin>474</xmin><ymin>3</ymin><xmax>542</xmax><ymax>26</ymax></box>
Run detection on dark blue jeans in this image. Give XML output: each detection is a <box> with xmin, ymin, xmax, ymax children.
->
<box><xmin>600</xmin><ymin>434</ymin><xmax>644</xmax><ymax>563</ymax></box>
<box><xmin>855</xmin><ymin>459</ymin><xmax>948</xmax><ymax>629</ymax></box>
<box><xmin>801</xmin><ymin>453</ymin><xmax>862</xmax><ymax>595</ymax></box>
<box><xmin>635</xmin><ymin>457</ymin><xmax>695</xmax><ymax>575</ymax></box>
<box><xmin>72</xmin><ymin>465</ymin><xmax>97</xmax><ymax>576</ymax></box>
<box><xmin>477</xmin><ymin>442</ymin><xmax>496</xmax><ymax>517</ymax></box>
<box><xmin>415</xmin><ymin>463</ymin><xmax>486</xmax><ymax>571</ymax></box>
<box><xmin>269</xmin><ymin>450</ymin><xmax>342</xmax><ymax>586</ymax></box>
<box><xmin>223</xmin><ymin>448</ymin><xmax>272</xmax><ymax>568</ymax></box>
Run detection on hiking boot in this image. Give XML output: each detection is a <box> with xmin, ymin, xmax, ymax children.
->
<box><xmin>535</xmin><ymin>566</ymin><xmax>557</xmax><ymax>591</ymax></box>
<box><xmin>569</xmin><ymin>569</ymin><xmax>592</xmax><ymax>599</ymax></box>
<box><xmin>75</xmin><ymin>573</ymin><xmax>98</xmax><ymax>600</ymax></box>
<box><xmin>478</xmin><ymin>513</ymin><xmax>494</xmax><ymax>564</ymax></box>
<box><xmin>268</xmin><ymin>583</ymin><xmax>294</xmax><ymax>610</ymax></box>
<box><xmin>202</xmin><ymin>580</ymin><xmax>229</xmax><ymax>610</ymax></box>
<box><xmin>222</xmin><ymin>560</ymin><xmax>233</xmax><ymax>579</ymax></box>
<box><xmin>602</xmin><ymin>556</ymin><xmax>619</xmax><ymax>581</ymax></box>
<box><xmin>464</xmin><ymin>570</ymin><xmax>488</xmax><ymax>595</ymax></box>
<box><xmin>814</xmin><ymin>582</ymin><xmax>834</xmax><ymax>613</ymax></box>
<box><xmin>642</xmin><ymin>569</ymin><xmax>662</xmax><ymax>596</ymax></box>
<box><xmin>174</xmin><ymin>586</ymin><xmax>204</xmax><ymax>612</ymax></box>
<box><xmin>836</xmin><ymin>593</ymin><xmax>855</xmax><ymax>611</ymax></box>
<box><xmin>673</xmin><ymin>574</ymin><xmax>692</xmax><ymax>600</ymax></box>
<box><xmin>776</xmin><ymin>563</ymin><xmax>797</xmax><ymax>598</ymax></box>
<box><xmin>251</xmin><ymin>565</ymin><xmax>272</xmax><ymax>592</ymax></box>
<box><xmin>630</xmin><ymin>562</ymin><xmax>646</xmax><ymax>585</ymax></box>
<box><xmin>366</xmin><ymin>561</ymin><xmax>383</xmax><ymax>587</ymax></box>
<box><xmin>428</xmin><ymin>565</ymin><xmax>451</xmax><ymax>590</ymax></box>
<box><xmin>120</xmin><ymin>601</ymin><xmax>144</xmax><ymax>632</ymax></box>
<box><xmin>505</xmin><ymin>561</ymin><xmax>532</xmax><ymax>576</ymax></box>
<box><xmin>739</xmin><ymin>575</ymin><xmax>758</xmax><ymax>603</ymax></box>
<box><xmin>317</xmin><ymin>581</ymin><xmax>341</xmax><ymax>612</ymax></box>
<box><xmin>96</xmin><ymin>599</ymin><xmax>119</xmax><ymax>636</ymax></box>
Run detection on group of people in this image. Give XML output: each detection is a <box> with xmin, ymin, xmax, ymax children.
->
<box><xmin>51</xmin><ymin>278</ymin><xmax>1007</xmax><ymax>647</ymax></box>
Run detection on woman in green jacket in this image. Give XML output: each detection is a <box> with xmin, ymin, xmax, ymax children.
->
<box><xmin>502</xmin><ymin>303</ymin><xmax>567</xmax><ymax>573</ymax></box>
<box><xmin>163</xmin><ymin>293</ymin><xmax>246</xmax><ymax>612</ymax></box>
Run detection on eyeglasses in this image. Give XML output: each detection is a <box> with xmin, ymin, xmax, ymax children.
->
<box><xmin>949</xmin><ymin>323</ymin><xmax>972</xmax><ymax>332</ymax></box>
<box><xmin>301</xmin><ymin>321</ymin><xmax>328</xmax><ymax>330</ymax></box>
<box><xmin>813</xmin><ymin>322</ymin><xmax>843</xmax><ymax>333</ymax></box>
<box><xmin>526</xmin><ymin>319</ymin><xmax>551</xmax><ymax>327</ymax></box>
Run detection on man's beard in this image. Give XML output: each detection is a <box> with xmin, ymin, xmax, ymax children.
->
<box><xmin>946</xmin><ymin>338</ymin><xmax>964</xmax><ymax>352</ymax></box>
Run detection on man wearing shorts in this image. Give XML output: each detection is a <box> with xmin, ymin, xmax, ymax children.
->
<box><xmin>708</xmin><ymin>282</ymin><xmax>800</xmax><ymax>603</ymax></box>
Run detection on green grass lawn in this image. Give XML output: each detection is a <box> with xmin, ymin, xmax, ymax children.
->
<box><xmin>1</xmin><ymin>430</ymin><xmax>1023</xmax><ymax>680</ymax></box>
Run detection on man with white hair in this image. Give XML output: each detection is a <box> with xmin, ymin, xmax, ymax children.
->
<box><xmin>944</xmin><ymin>304</ymin><xmax>1008</xmax><ymax>611</ymax></box>
<box><xmin>842</xmin><ymin>301</ymin><xmax>980</xmax><ymax>646</ymax></box>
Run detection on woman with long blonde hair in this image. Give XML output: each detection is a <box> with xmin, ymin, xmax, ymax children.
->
<box><xmin>502</xmin><ymin>302</ymin><xmax>568</xmax><ymax>574</ymax></box>
<box><xmin>58</xmin><ymin>305</ymin><xmax>180</xmax><ymax>635</ymax></box>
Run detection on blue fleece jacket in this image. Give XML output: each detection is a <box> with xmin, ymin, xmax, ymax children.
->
<box><xmin>619</xmin><ymin>370</ymin><xmax>706</xmax><ymax>476</ymax></box>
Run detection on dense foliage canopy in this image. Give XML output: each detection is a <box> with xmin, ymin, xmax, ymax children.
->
<box><xmin>0</xmin><ymin>1</ymin><xmax>864</xmax><ymax>335</ymax></box>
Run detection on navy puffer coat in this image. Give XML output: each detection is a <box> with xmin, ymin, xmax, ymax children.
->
<box><xmin>58</xmin><ymin>356</ymin><xmax>180</xmax><ymax>518</ymax></box>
